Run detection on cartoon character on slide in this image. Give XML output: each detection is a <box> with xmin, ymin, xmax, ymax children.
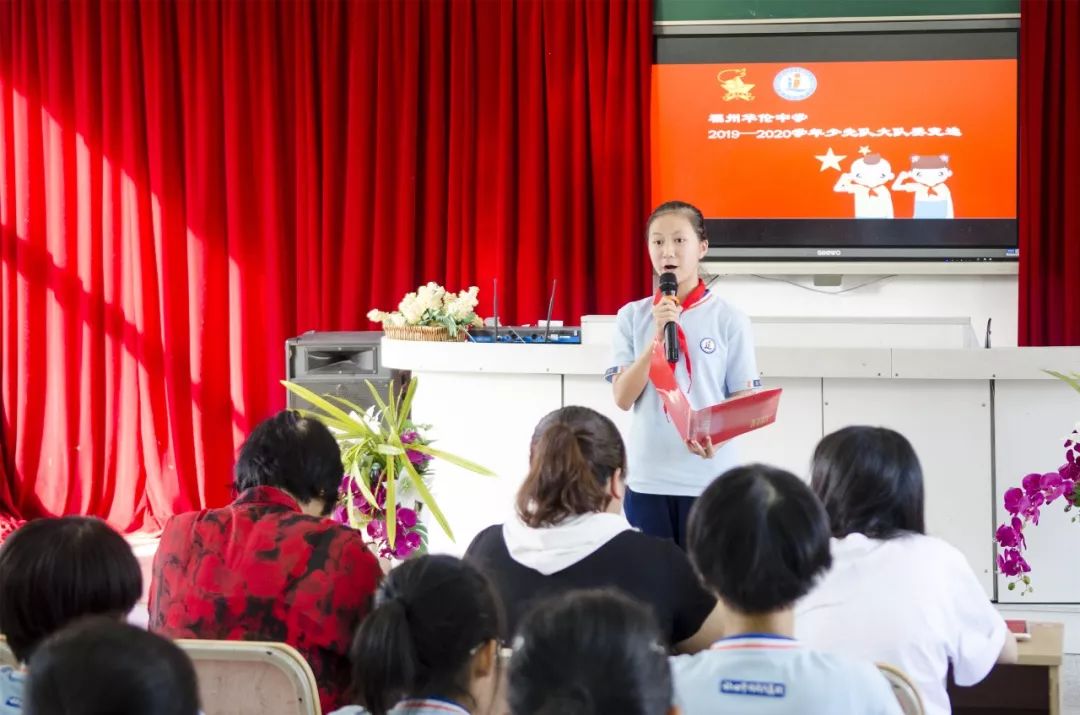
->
<box><xmin>892</xmin><ymin>154</ymin><xmax>955</xmax><ymax>219</ymax></box>
<box><xmin>834</xmin><ymin>153</ymin><xmax>895</xmax><ymax>218</ymax></box>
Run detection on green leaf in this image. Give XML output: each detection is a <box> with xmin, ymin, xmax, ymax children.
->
<box><xmin>375</xmin><ymin>444</ymin><xmax>405</xmax><ymax>456</ymax></box>
<box><xmin>281</xmin><ymin>382</ymin><xmax>376</xmax><ymax>438</ymax></box>
<box><xmin>290</xmin><ymin>409</ymin><xmax>367</xmax><ymax>438</ymax></box>
<box><xmin>396</xmin><ymin>377</ymin><xmax>419</xmax><ymax>432</ymax></box>
<box><xmin>383</xmin><ymin>380</ymin><xmax>399</xmax><ymax>428</ymax></box>
<box><xmin>364</xmin><ymin>381</ymin><xmax>392</xmax><ymax>426</ymax></box>
<box><xmin>1044</xmin><ymin>369</ymin><xmax>1080</xmax><ymax>395</ymax></box>
<box><xmin>406</xmin><ymin>443</ymin><xmax>496</xmax><ymax>476</ymax></box>
<box><xmin>351</xmin><ymin>461</ymin><xmax>379</xmax><ymax>509</ymax></box>
<box><xmin>385</xmin><ymin>457</ymin><xmax>398</xmax><ymax>548</ymax></box>
<box><xmin>400</xmin><ymin>456</ymin><xmax>454</xmax><ymax>542</ymax></box>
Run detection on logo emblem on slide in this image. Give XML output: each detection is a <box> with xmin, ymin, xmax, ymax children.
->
<box><xmin>773</xmin><ymin>67</ymin><xmax>817</xmax><ymax>101</ymax></box>
<box><xmin>717</xmin><ymin>69</ymin><xmax>755</xmax><ymax>102</ymax></box>
<box><xmin>700</xmin><ymin>338</ymin><xmax>717</xmax><ymax>354</ymax></box>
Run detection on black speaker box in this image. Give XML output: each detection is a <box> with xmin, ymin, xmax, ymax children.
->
<box><xmin>284</xmin><ymin>331</ymin><xmax>409</xmax><ymax>413</ymax></box>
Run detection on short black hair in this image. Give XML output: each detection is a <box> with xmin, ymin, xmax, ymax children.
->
<box><xmin>234</xmin><ymin>410</ymin><xmax>343</xmax><ymax>513</ymax></box>
<box><xmin>811</xmin><ymin>426</ymin><xmax>926</xmax><ymax>539</ymax></box>
<box><xmin>25</xmin><ymin>617</ymin><xmax>199</xmax><ymax>715</ymax></box>
<box><xmin>0</xmin><ymin>517</ymin><xmax>142</xmax><ymax>662</ymax></box>
<box><xmin>350</xmin><ymin>555</ymin><xmax>502</xmax><ymax>715</ymax></box>
<box><xmin>508</xmin><ymin>589</ymin><xmax>672</xmax><ymax>715</ymax></box>
<box><xmin>687</xmin><ymin>465</ymin><xmax>832</xmax><ymax>615</ymax></box>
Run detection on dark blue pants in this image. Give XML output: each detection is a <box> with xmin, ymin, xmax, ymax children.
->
<box><xmin>624</xmin><ymin>487</ymin><xmax>697</xmax><ymax>550</ymax></box>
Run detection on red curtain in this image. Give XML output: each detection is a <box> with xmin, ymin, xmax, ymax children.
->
<box><xmin>1019</xmin><ymin>0</ymin><xmax>1080</xmax><ymax>345</ymax></box>
<box><xmin>0</xmin><ymin>0</ymin><xmax>653</xmax><ymax>533</ymax></box>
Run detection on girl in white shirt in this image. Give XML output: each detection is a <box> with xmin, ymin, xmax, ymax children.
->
<box><xmin>796</xmin><ymin>426</ymin><xmax>1018</xmax><ymax>715</ymax></box>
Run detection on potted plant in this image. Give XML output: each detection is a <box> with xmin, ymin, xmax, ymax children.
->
<box><xmin>282</xmin><ymin>376</ymin><xmax>495</xmax><ymax>560</ymax></box>
<box><xmin>994</xmin><ymin>370</ymin><xmax>1080</xmax><ymax>594</ymax></box>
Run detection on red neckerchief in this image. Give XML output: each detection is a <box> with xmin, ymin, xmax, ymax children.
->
<box><xmin>918</xmin><ymin>182</ymin><xmax>947</xmax><ymax>197</ymax></box>
<box><xmin>865</xmin><ymin>184</ymin><xmax>888</xmax><ymax>197</ymax></box>
<box><xmin>651</xmin><ymin>279</ymin><xmax>708</xmax><ymax>390</ymax></box>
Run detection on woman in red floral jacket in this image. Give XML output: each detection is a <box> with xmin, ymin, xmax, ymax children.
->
<box><xmin>149</xmin><ymin>410</ymin><xmax>382</xmax><ymax>713</ymax></box>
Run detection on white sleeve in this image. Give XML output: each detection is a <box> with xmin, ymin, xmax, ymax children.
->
<box><xmin>948</xmin><ymin>550</ymin><xmax>1009</xmax><ymax>686</ymax></box>
<box><xmin>605</xmin><ymin>304</ymin><xmax>638</xmax><ymax>383</ymax></box>
<box><xmin>724</xmin><ymin>309</ymin><xmax>760</xmax><ymax>395</ymax></box>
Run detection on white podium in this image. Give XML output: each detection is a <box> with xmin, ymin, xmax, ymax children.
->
<box><xmin>381</xmin><ymin>318</ymin><xmax>1080</xmax><ymax>604</ymax></box>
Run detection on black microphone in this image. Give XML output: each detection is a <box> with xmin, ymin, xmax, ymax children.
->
<box><xmin>659</xmin><ymin>272</ymin><xmax>679</xmax><ymax>364</ymax></box>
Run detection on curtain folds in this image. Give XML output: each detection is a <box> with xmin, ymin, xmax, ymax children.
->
<box><xmin>0</xmin><ymin>0</ymin><xmax>652</xmax><ymax>533</ymax></box>
<box><xmin>1018</xmin><ymin>0</ymin><xmax>1080</xmax><ymax>345</ymax></box>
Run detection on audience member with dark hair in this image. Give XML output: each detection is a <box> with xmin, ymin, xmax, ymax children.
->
<box><xmin>797</xmin><ymin>426</ymin><xmax>1017</xmax><ymax>715</ymax></box>
<box><xmin>673</xmin><ymin>464</ymin><xmax>902</xmax><ymax>714</ymax></box>
<box><xmin>0</xmin><ymin>517</ymin><xmax>143</xmax><ymax>712</ymax></box>
<box><xmin>465</xmin><ymin>406</ymin><xmax>721</xmax><ymax>652</ymax></box>
<box><xmin>24</xmin><ymin>618</ymin><xmax>199</xmax><ymax>715</ymax></box>
<box><xmin>331</xmin><ymin>555</ymin><xmax>502</xmax><ymax>715</ymax></box>
<box><xmin>149</xmin><ymin>409</ymin><xmax>382</xmax><ymax>713</ymax></box>
<box><xmin>508</xmin><ymin>589</ymin><xmax>676</xmax><ymax>715</ymax></box>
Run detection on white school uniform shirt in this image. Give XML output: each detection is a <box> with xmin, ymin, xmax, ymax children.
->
<box><xmin>796</xmin><ymin>533</ymin><xmax>1008</xmax><ymax>715</ymax></box>
<box><xmin>670</xmin><ymin>634</ymin><xmax>902</xmax><ymax>715</ymax></box>
<box><xmin>606</xmin><ymin>291</ymin><xmax>759</xmax><ymax>496</ymax></box>
<box><xmin>0</xmin><ymin>666</ymin><xmax>24</xmax><ymax>713</ymax></box>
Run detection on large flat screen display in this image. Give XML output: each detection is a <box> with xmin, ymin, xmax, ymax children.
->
<box><xmin>652</xmin><ymin>27</ymin><xmax>1018</xmax><ymax>261</ymax></box>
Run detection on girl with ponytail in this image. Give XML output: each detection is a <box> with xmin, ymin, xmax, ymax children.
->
<box><xmin>465</xmin><ymin>406</ymin><xmax>723</xmax><ymax>653</ymax></box>
<box><xmin>330</xmin><ymin>555</ymin><xmax>502</xmax><ymax>715</ymax></box>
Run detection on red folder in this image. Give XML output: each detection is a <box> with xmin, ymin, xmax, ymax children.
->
<box><xmin>649</xmin><ymin>340</ymin><xmax>782</xmax><ymax>443</ymax></box>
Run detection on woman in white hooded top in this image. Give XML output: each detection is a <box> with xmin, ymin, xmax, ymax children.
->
<box><xmin>795</xmin><ymin>426</ymin><xmax>1018</xmax><ymax>715</ymax></box>
<box><xmin>465</xmin><ymin>406</ymin><xmax>723</xmax><ymax>653</ymax></box>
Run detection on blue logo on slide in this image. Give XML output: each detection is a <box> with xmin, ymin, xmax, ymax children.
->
<box><xmin>774</xmin><ymin>67</ymin><xmax>817</xmax><ymax>101</ymax></box>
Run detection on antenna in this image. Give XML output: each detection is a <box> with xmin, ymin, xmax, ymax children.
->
<box><xmin>544</xmin><ymin>279</ymin><xmax>557</xmax><ymax>343</ymax></box>
<box><xmin>492</xmin><ymin>278</ymin><xmax>499</xmax><ymax>344</ymax></box>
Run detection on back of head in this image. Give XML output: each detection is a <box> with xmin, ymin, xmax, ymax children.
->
<box><xmin>516</xmin><ymin>406</ymin><xmax>626</xmax><ymax>527</ymax></box>
<box><xmin>508</xmin><ymin>589</ymin><xmax>671</xmax><ymax>715</ymax></box>
<box><xmin>811</xmin><ymin>425</ymin><xmax>925</xmax><ymax>539</ymax></box>
<box><xmin>25</xmin><ymin>617</ymin><xmax>199</xmax><ymax>715</ymax></box>
<box><xmin>234</xmin><ymin>409</ymin><xmax>342</xmax><ymax>513</ymax></box>
<box><xmin>687</xmin><ymin>465</ymin><xmax>832</xmax><ymax>615</ymax></box>
<box><xmin>350</xmin><ymin>554</ymin><xmax>502</xmax><ymax>715</ymax></box>
<box><xmin>0</xmin><ymin>517</ymin><xmax>142</xmax><ymax>662</ymax></box>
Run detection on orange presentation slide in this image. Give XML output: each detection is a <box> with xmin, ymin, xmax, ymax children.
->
<box><xmin>652</xmin><ymin>59</ymin><xmax>1017</xmax><ymax>220</ymax></box>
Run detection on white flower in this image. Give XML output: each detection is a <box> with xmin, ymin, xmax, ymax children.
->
<box><xmin>398</xmin><ymin>293</ymin><xmax>425</xmax><ymax>324</ymax></box>
<box><xmin>367</xmin><ymin>309</ymin><xmax>386</xmax><ymax>322</ymax></box>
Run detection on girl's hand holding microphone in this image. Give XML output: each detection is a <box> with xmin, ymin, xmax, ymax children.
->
<box><xmin>651</xmin><ymin>296</ymin><xmax>681</xmax><ymax>337</ymax></box>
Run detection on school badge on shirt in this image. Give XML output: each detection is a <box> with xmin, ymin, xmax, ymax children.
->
<box><xmin>699</xmin><ymin>338</ymin><xmax>717</xmax><ymax>354</ymax></box>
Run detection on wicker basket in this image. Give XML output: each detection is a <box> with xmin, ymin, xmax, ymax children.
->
<box><xmin>383</xmin><ymin>325</ymin><xmax>467</xmax><ymax>342</ymax></box>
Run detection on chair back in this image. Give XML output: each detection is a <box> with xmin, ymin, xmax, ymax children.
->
<box><xmin>176</xmin><ymin>639</ymin><xmax>321</xmax><ymax>715</ymax></box>
<box><xmin>0</xmin><ymin>636</ymin><xmax>16</xmax><ymax>668</ymax></box>
<box><xmin>876</xmin><ymin>662</ymin><xmax>926</xmax><ymax>715</ymax></box>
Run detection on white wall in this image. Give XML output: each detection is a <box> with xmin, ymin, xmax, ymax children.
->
<box><xmin>705</xmin><ymin>272</ymin><xmax>1019</xmax><ymax>347</ymax></box>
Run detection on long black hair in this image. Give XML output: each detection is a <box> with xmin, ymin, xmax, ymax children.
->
<box><xmin>811</xmin><ymin>426</ymin><xmax>926</xmax><ymax>539</ymax></box>
<box><xmin>349</xmin><ymin>555</ymin><xmax>502</xmax><ymax>715</ymax></box>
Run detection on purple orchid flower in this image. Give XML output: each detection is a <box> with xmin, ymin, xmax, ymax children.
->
<box><xmin>331</xmin><ymin>504</ymin><xmax>348</xmax><ymax>525</ymax></box>
<box><xmin>995</xmin><ymin>524</ymin><xmax>1020</xmax><ymax>548</ymax></box>
<box><xmin>397</xmin><ymin>507</ymin><xmax>418</xmax><ymax>529</ymax></box>
<box><xmin>997</xmin><ymin>548</ymin><xmax>1031</xmax><ymax>577</ymax></box>
<box><xmin>1003</xmin><ymin>487</ymin><xmax>1028</xmax><ymax>516</ymax></box>
<box><xmin>1021</xmin><ymin>472</ymin><xmax>1043</xmax><ymax>495</ymax></box>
